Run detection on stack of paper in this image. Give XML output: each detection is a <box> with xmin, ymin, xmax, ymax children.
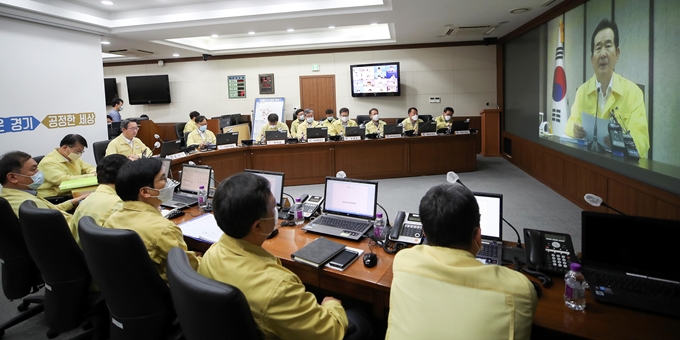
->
<box><xmin>178</xmin><ymin>214</ymin><xmax>224</xmax><ymax>243</ymax></box>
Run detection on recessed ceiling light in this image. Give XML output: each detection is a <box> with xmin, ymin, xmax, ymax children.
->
<box><xmin>101</xmin><ymin>1</ymin><xmax>113</xmax><ymax>5</ymax></box>
<box><xmin>371</xmin><ymin>23</ymin><xmax>378</xmax><ymax>26</ymax></box>
<box><xmin>248</xmin><ymin>31</ymin><xmax>255</xmax><ymax>35</ymax></box>
<box><xmin>173</xmin><ymin>54</ymin><xmax>179</xmax><ymax>57</ymax></box>
<box><xmin>101</xmin><ymin>41</ymin><xmax>110</xmax><ymax>45</ymax></box>
<box><xmin>287</xmin><ymin>28</ymin><xmax>294</xmax><ymax>32</ymax></box>
<box><xmin>211</xmin><ymin>34</ymin><xmax>218</xmax><ymax>38</ymax></box>
<box><xmin>510</xmin><ymin>7</ymin><xmax>531</xmax><ymax>14</ymax></box>
<box><xmin>328</xmin><ymin>26</ymin><xmax>335</xmax><ymax>29</ymax></box>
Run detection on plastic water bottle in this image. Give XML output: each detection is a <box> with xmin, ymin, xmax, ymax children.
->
<box><xmin>373</xmin><ymin>213</ymin><xmax>386</xmax><ymax>241</ymax></box>
<box><xmin>564</xmin><ymin>262</ymin><xmax>586</xmax><ymax>311</ymax></box>
<box><xmin>197</xmin><ymin>185</ymin><xmax>208</xmax><ymax>211</ymax></box>
<box><xmin>292</xmin><ymin>198</ymin><xmax>304</xmax><ymax>225</ymax></box>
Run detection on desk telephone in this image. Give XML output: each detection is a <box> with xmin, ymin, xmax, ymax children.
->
<box><xmin>389</xmin><ymin>211</ymin><xmax>424</xmax><ymax>244</ymax></box>
<box><xmin>298</xmin><ymin>194</ymin><xmax>324</xmax><ymax>218</ymax></box>
<box><xmin>524</xmin><ymin>229</ymin><xmax>578</xmax><ymax>274</ymax></box>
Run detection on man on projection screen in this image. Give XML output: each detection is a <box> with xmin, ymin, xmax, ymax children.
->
<box><xmin>565</xmin><ymin>18</ymin><xmax>649</xmax><ymax>159</ymax></box>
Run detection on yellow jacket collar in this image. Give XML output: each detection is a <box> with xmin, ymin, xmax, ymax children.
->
<box><xmin>218</xmin><ymin>232</ymin><xmax>278</xmax><ymax>264</ymax></box>
<box><xmin>121</xmin><ymin>200</ymin><xmax>161</xmax><ymax>215</ymax></box>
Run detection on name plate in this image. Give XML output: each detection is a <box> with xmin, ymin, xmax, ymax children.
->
<box><xmin>167</xmin><ymin>152</ymin><xmax>187</xmax><ymax>160</ymax></box>
<box><xmin>385</xmin><ymin>134</ymin><xmax>402</xmax><ymax>139</ymax></box>
<box><xmin>308</xmin><ymin>138</ymin><xmax>325</xmax><ymax>143</ymax></box>
<box><xmin>344</xmin><ymin>136</ymin><xmax>361</xmax><ymax>141</ymax></box>
<box><xmin>454</xmin><ymin>130</ymin><xmax>471</xmax><ymax>135</ymax></box>
<box><xmin>217</xmin><ymin>143</ymin><xmax>237</xmax><ymax>150</ymax></box>
<box><xmin>421</xmin><ymin>132</ymin><xmax>437</xmax><ymax>137</ymax></box>
<box><xmin>267</xmin><ymin>140</ymin><xmax>285</xmax><ymax>145</ymax></box>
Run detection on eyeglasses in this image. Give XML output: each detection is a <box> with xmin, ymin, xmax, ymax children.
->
<box><xmin>126</xmin><ymin>127</ymin><xmax>140</xmax><ymax>131</ymax></box>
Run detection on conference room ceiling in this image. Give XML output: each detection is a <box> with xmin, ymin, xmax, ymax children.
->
<box><xmin>0</xmin><ymin>0</ymin><xmax>563</xmax><ymax>63</ymax></box>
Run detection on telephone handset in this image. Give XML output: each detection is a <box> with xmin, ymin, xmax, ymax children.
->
<box><xmin>299</xmin><ymin>194</ymin><xmax>323</xmax><ymax>218</ymax></box>
<box><xmin>389</xmin><ymin>211</ymin><xmax>423</xmax><ymax>245</ymax></box>
<box><xmin>524</xmin><ymin>228</ymin><xmax>578</xmax><ymax>274</ymax></box>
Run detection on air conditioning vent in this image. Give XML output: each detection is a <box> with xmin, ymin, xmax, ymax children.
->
<box><xmin>439</xmin><ymin>24</ymin><xmax>499</xmax><ymax>37</ymax></box>
<box><xmin>106</xmin><ymin>49</ymin><xmax>154</xmax><ymax>57</ymax></box>
<box><xmin>541</xmin><ymin>0</ymin><xmax>561</xmax><ymax>7</ymax></box>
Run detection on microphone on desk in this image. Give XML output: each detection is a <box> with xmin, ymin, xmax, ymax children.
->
<box><xmin>154</xmin><ymin>134</ymin><xmax>162</xmax><ymax>142</ymax></box>
<box><xmin>584</xmin><ymin>193</ymin><xmax>625</xmax><ymax>215</ymax></box>
<box><xmin>335</xmin><ymin>171</ymin><xmax>346</xmax><ymax>178</ymax></box>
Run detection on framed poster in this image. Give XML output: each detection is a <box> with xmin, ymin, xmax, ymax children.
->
<box><xmin>259</xmin><ymin>73</ymin><xmax>275</xmax><ymax>94</ymax></box>
<box><xmin>228</xmin><ymin>75</ymin><xmax>246</xmax><ymax>99</ymax></box>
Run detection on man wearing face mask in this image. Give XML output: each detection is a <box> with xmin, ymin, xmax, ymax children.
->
<box><xmin>435</xmin><ymin>107</ymin><xmax>455</xmax><ymax>130</ymax></box>
<box><xmin>256</xmin><ymin>114</ymin><xmax>291</xmax><ymax>143</ymax></box>
<box><xmin>364</xmin><ymin>108</ymin><xmax>386</xmax><ymax>136</ymax></box>
<box><xmin>386</xmin><ymin>183</ymin><xmax>537</xmax><ymax>339</ymax></box>
<box><xmin>36</xmin><ymin>134</ymin><xmax>96</xmax><ymax>198</ymax></box>
<box><xmin>321</xmin><ymin>109</ymin><xmax>338</xmax><ymax>136</ymax></box>
<box><xmin>186</xmin><ymin>116</ymin><xmax>217</xmax><ymax>148</ymax></box>
<box><xmin>331</xmin><ymin>107</ymin><xmax>358</xmax><ymax>137</ymax></box>
<box><xmin>289</xmin><ymin>109</ymin><xmax>305</xmax><ymax>139</ymax></box>
<box><xmin>296</xmin><ymin>109</ymin><xmax>322</xmax><ymax>141</ymax></box>
<box><xmin>109</xmin><ymin>98</ymin><xmax>123</xmax><ymax>123</ymax></box>
<box><xmin>400</xmin><ymin>107</ymin><xmax>423</xmax><ymax>134</ymax></box>
<box><xmin>0</xmin><ymin>151</ymin><xmax>88</xmax><ymax>222</ymax></box>
<box><xmin>103</xmin><ymin>158</ymin><xmax>200</xmax><ymax>282</ymax></box>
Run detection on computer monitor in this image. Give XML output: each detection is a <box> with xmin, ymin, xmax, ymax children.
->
<box><xmin>179</xmin><ymin>164</ymin><xmax>212</xmax><ymax>194</ymax></box>
<box><xmin>216</xmin><ymin>132</ymin><xmax>239</xmax><ymax>146</ymax></box>
<box><xmin>160</xmin><ymin>158</ymin><xmax>172</xmax><ymax>179</ymax></box>
<box><xmin>223</xmin><ymin>123</ymin><xmax>250</xmax><ymax>144</ymax></box>
<box><xmin>473</xmin><ymin>192</ymin><xmax>502</xmax><ymax>239</ymax></box>
<box><xmin>418</xmin><ymin>120</ymin><xmax>437</xmax><ymax>134</ymax></box>
<box><xmin>159</xmin><ymin>140</ymin><xmax>182</xmax><ymax>157</ymax></box>
<box><xmin>345</xmin><ymin>126</ymin><xmax>365</xmax><ymax>139</ymax></box>
<box><xmin>307</xmin><ymin>127</ymin><xmax>328</xmax><ymax>140</ymax></box>
<box><xmin>245</xmin><ymin>169</ymin><xmax>285</xmax><ymax>208</ymax></box>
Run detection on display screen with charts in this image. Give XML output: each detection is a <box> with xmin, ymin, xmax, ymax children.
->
<box><xmin>350</xmin><ymin>62</ymin><xmax>400</xmax><ymax>97</ymax></box>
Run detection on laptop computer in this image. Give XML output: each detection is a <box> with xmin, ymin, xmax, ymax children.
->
<box><xmin>244</xmin><ymin>169</ymin><xmax>287</xmax><ymax>219</ymax></box>
<box><xmin>384</xmin><ymin>124</ymin><xmax>402</xmax><ymax>135</ymax></box>
<box><xmin>216</xmin><ymin>132</ymin><xmax>239</xmax><ymax>146</ymax></box>
<box><xmin>160</xmin><ymin>157</ymin><xmax>173</xmax><ymax>179</ymax></box>
<box><xmin>160</xmin><ymin>164</ymin><xmax>212</xmax><ymax>210</ymax></box>
<box><xmin>451</xmin><ymin>119</ymin><xmax>470</xmax><ymax>131</ymax></box>
<box><xmin>265</xmin><ymin>130</ymin><xmax>288</xmax><ymax>143</ymax></box>
<box><xmin>302</xmin><ymin>177</ymin><xmax>378</xmax><ymax>241</ymax></box>
<box><xmin>581</xmin><ymin>211</ymin><xmax>680</xmax><ymax>318</ymax></box>
<box><xmin>159</xmin><ymin>140</ymin><xmax>182</xmax><ymax>157</ymax></box>
<box><xmin>345</xmin><ymin>126</ymin><xmax>365</xmax><ymax>139</ymax></box>
<box><xmin>417</xmin><ymin>120</ymin><xmax>437</xmax><ymax>134</ymax></box>
<box><xmin>306</xmin><ymin>127</ymin><xmax>328</xmax><ymax>141</ymax></box>
<box><xmin>473</xmin><ymin>192</ymin><xmax>503</xmax><ymax>265</ymax></box>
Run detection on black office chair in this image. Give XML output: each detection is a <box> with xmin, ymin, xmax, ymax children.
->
<box><xmin>108</xmin><ymin>122</ymin><xmax>121</xmax><ymax>139</ymax></box>
<box><xmin>183</xmin><ymin>131</ymin><xmax>191</xmax><ymax>148</ymax></box>
<box><xmin>79</xmin><ymin>217</ymin><xmax>180</xmax><ymax>340</ymax></box>
<box><xmin>93</xmin><ymin>140</ymin><xmax>110</xmax><ymax>165</ymax></box>
<box><xmin>33</xmin><ymin>155</ymin><xmax>45</xmax><ymax>164</ymax></box>
<box><xmin>175</xmin><ymin>123</ymin><xmax>186</xmax><ymax>140</ymax></box>
<box><xmin>0</xmin><ymin>198</ymin><xmax>45</xmax><ymax>338</ymax></box>
<box><xmin>420</xmin><ymin>114</ymin><xmax>433</xmax><ymax>122</ymax></box>
<box><xmin>19</xmin><ymin>201</ymin><xmax>105</xmax><ymax>339</ymax></box>
<box><xmin>356</xmin><ymin>115</ymin><xmax>370</xmax><ymax>126</ymax></box>
<box><xmin>166</xmin><ymin>247</ymin><xmax>262</xmax><ymax>340</ymax></box>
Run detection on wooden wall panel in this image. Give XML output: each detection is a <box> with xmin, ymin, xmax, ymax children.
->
<box><xmin>334</xmin><ymin>140</ymin><xmax>407</xmax><ymax>179</ymax></box>
<box><xmin>194</xmin><ymin>150</ymin><xmax>248</xmax><ymax>181</ymax></box>
<box><xmin>409</xmin><ymin>135</ymin><xmax>476</xmax><ymax>174</ymax></box>
<box><xmin>250</xmin><ymin>144</ymin><xmax>333</xmax><ymax>186</ymax></box>
<box><xmin>542</xmin><ymin>153</ymin><xmax>564</xmax><ymax>190</ymax></box>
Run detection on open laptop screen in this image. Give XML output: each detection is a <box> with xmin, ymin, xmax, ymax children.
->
<box><xmin>245</xmin><ymin>169</ymin><xmax>285</xmax><ymax>208</ymax></box>
<box><xmin>160</xmin><ymin>158</ymin><xmax>172</xmax><ymax>179</ymax></box>
<box><xmin>323</xmin><ymin>177</ymin><xmax>378</xmax><ymax>219</ymax></box>
<box><xmin>179</xmin><ymin>165</ymin><xmax>211</xmax><ymax>194</ymax></box>
<box><xmin>473</xmin><ymin>192</ymin><xmax>502</xmax><ymax>239</ymax></box>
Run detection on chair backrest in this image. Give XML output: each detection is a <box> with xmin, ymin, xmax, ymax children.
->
<box><xmin>33</xmin><ymin>155</ymin><xmax>44</xmax><ymax>164</ymax></box>
<box><xmin>183</xmin><ymin>131</ymin><xmax>191</xmax><ymax>148</ymax></box>
<box><xmin>93</xmin><ymin>140</ymin><xmax>111</xmax><ymax>165</ymax></box>
<box><xmin>420</xmin><ymin>114</ymin><xmax>433</xmax><ymax>122</ymax></box>
<box><xmin>78</xmin><ymin>216</ymin><xmax>176</xmax><ymax>339</ymax></box>
<box><xmin>19</xmin><ymin>200</ymin><xmax>91</xmax><ymax>332</ymax></box>
<box><xmin>175</xmin><ymin>123</ymin><xmax>186</xmax><ymax>139</ymax></box>
<box><xmin>0</xmin><ymin>197</ymin><xmax>42</xmax><ymax>300</ymax></box>
<box><xmin>356</xmin><ymin>115</ymin><xmax>371</xmax><ymax>126</ymax></box>
<box><xmin>166</xmin><ymin>247</ymin><xmax>262</xmax><ymax>340</ymax></box>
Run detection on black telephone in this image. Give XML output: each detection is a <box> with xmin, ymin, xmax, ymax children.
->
<box><xmin>298</xmin><ymin>194</ymin><xmax>323</xmax><ymax>218</ymax></box>
<box><xmin>389</xmin><ymin>211</ymin><xmax>424</xmax><ymax>244</ymax></box>
<box><xmin>524</xmin><ymin>228</ymin><xmax>578</xmax><ymax>274</ymax></box>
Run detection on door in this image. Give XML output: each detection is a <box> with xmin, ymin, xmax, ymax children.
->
<box><xmin>300</xmin><ymin>75</ymin><xmax>336</xmax><ymax>120</ymax></box>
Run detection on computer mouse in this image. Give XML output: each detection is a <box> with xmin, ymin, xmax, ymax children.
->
<box><xmin>363</xmin><ymin>253</ymin><xmax>377</xmax><ymax>268</ymax></box>
<box><xmin>267</xmin><ymin>228</ymin><xmax>279</xmax><ymax>239</ymax></box>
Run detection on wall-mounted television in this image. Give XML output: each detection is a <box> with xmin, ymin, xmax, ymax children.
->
<box><xmin>350</xmin><ymin>62</ymin><xmax>400</xmax><ymax>97</ymax></box>
<box><xmin>126</xmin><ymin>75</ymin><xmax>171</xmax><ymax>105</ymax></box>
<box><xmin>104</xmin><ymin>78</ymin><xmax>118</xmax><ymax>105</ymax></box>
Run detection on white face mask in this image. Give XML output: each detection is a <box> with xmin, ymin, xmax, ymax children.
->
<box><xmin>298</xmin><ymin>116</ymin><xmax>304</xmax><ymax>121</ymax></box>
<box><xmin>270</xmin><ymin>124</ymin><xmax>277</xmax><ymax>129</ymax></box>
<box><xmin>68</xmin><ymin>152</ymin><xmax>81</xmax><ymax>162</ymax></box>
<box><xmin>444</xmin><ymin>115</ymin><xmax>452</xmax><ymax>121</ymax></box>
<box><xmin>372</xmin><ymin>114</ymin><xmax>379</xmax><ymax>121</ymax></box>
<box><xmin>258</xmin><ymin>207</ymin><xmax>278</xmax><ymax>237</ymax></box>
<box><xmin>306</xmin><ymin>117</ymin><xmax>314</xmax><ymax>123</ymax></box>
<box><xmin>341</xmin><ymin>116</ymin><xmax>349</xmax><ymax>123</ymax></box>
<box><xmin>411</xmin><ymin>114</ymin><xmax>419</xmax><ymax>121</ymax></box>
<box><xmin>119</xmin><ymin>105</ymin><xmax>124</xmax><ymax>111</ymax></box>
<box><xmin>148</xmin><ymin>179</ymin><xmax>178</xmax><ymax>203</ymax></box>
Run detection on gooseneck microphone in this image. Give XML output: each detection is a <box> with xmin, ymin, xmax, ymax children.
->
<box><xmin>584</xmin><ymin>193</ymin><xmax>625</xmax><ymax>215</ymax></box>
<box><xmin>587</xmin><ymin>87</ymin><xmax>605</xmax><ymax>153</ymax></box>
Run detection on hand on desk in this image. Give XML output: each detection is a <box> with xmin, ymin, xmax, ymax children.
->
<box><xmin>573</xmin><ymin>123</ymin><xmax>586</xmax><ymax>139</ymax></box>
<box><xmin>128</xmin><ymin>154</ymin><xmax>141</xmax><ymax>161</ymax></box>
<box><xmin>322</xmin><ymin>296</ymin><xmax>342</xmax><ymax>306</ymax></box>
<box><xmin>71</xmin><ymin>193</ymin><xmax>90</xmax><ymax>206</ymax></box>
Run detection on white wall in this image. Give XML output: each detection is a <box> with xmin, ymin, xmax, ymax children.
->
<box><xmin>0</xmin><ymin>17</ymin><xmax>107</xmax><ymax>165</ymax></box>
<box><xmin>104</xmin><ymin>45</ymin><xmax>497</xmax><ymax>122</ymax></box>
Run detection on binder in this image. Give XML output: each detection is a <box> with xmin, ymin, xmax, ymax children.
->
<box><xmin>291</xmin><ymin>237</ymin><xmax>345</xmax><ymax>268</ymax></box>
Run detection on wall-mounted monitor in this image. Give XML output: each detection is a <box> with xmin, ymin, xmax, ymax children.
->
<box><xmin>126</xmin><ymin>75</ymin><xmax>171</xmax><ymax>105</ymax></box>
<box><xmin>350</xmin><ymin>62</ymin><xmax>400</xmax><ymax>97</ymax></box>
<box><xmin>104</xmin><ymin>78</ymin><xmax>118</xmax><ymax>105</ymax></box>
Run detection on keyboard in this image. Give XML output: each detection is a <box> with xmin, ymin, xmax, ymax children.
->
<box><xmin>478</xmin><ymin>241</ymin><xmax>498</xmax><ymax>258</ymax></box>
<box><xmin>314</xmin><ymin>216</ymin><xmax>372</xmax><ymax>232</ymax></box>
<box><xmin>172</xmin><ymin>194</ymin><xmax>197</xmax><ymax>204</ymax></box>
<box><xmin>584</xmin><ymin>270</ymin><xmax>680</xmax><ymax>299</ymax></box>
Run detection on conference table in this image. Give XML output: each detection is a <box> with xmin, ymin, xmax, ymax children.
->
<box><xmin>166</xmin><ymin>133</ymin><xmax>477</xmax><ymax>186</ymax></box>
<box><xmin>172</xmin><ymin>207</ymin><xmax>679</xmax><ymax>339</ymax></box>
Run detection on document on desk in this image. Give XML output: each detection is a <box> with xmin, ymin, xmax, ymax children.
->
<box><xmin>178</xmin><ymin>214</ymin><xmax>223</xmax><ymax>243</ymax></box>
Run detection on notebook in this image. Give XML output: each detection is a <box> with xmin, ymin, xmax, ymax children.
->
<box><xmin>291</xmin><ymin>237</ymin><xmax>346</xmax><ymax>268</ymax></box>
<box><xmin>383</xmin><ymin>124</ymin><xmax>402</xmax><ymax>136</ymax></box>
<box><xmin>265</xmin><ymin>130</ymin><xmax>288</xmax><ymax>143</ymax></box>
<box><xmin>451</xmin><ymin>119</ymin><xmax>470</xmax><ymax>131</ymax></box>
<box><xmin>160</xmin><ymin>164</ymin><xmax>212</xmax><ymax>210</ymax></box>
<box><xmin>581</xmin><ymin>211</ymin><xmax>680</xmax><ymax>318</ymax></box>
<box><xmin>473</xmin><ymin>192</ymin><xmax>503</xmax><ymax>265</ymax></box>
<box><xmin>417</xmin><ymin>120</ymin><xmax>437</xmax><ymax>134</ymax></box>
<box><xmin>302</xmin><ymin>177</ymin><xmax>378</xmax><ymax>241</ymax></box>
<box><xmin>306</xmin><ymin>127</ymin><xmax>328</xmax><ymax>141</ymax></box>
<box><xmin>344</xmin><ymin>126</ymin><xmax>365</xmax><ymax>139</ymax></box>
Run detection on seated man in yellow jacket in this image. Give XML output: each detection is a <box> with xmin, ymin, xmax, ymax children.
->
<box><xmin>105</xmin><ymin>119</ymin><xmax>151</xmax><ymax>160</ymax></box>
<box><xmin>37</xmin><ymin>134</ymin><xmax>96</xmax><ymax>198</ymax></box>
<box><xmin>183</xmin><ymin>111</ymin><xmax>200</xmax><ymax>135</ymax></box>
<box><xmin>257</xmin><ymin>114</ymin><xmax>291</xmax><ymax>143</ymax></box>
<box><xmin>289</xmin><ymin>109</ymin><xmax>305</xmax><ymax>139</ymax></box>
<box><xmin>321</xmin><ymin>109</ymin><xmax>338</xmax><ymax>136</ymax></box>
<box><xmin>296</xmin><ymin>109</ymin><xmax>322</xmax><ymax>141</ymax></box>
<box><xmin>331</xmin><ymin>107</ymin><xmax>358</xmax><ymax>136</ymax></box>
<box><xmin>400</xmin><ymin>107</ymin><xmax>423</xmax><ymax>133</ymax></box>
<box><xmin>434</xmin><ymin>107</ymin><xmax>454</xmax><ymax>130</ymax></box>
<box><xmin>186</xmin><ymin>115</ymin><xmax>216</xmax><ymax>148</ymax></box>
<box><xmin>103</xmin><ymin>158</ymin><xmax>200</xmax><ymax>282</ymax></box>
<box><xmin>69</xmin><ymin>154</ymin><xmax>129</xmax><ymax>247</ymax></box>
<box><xmin>364</xmin><ymin>108</ymin><xmax>386</xmax><ymax>136</ymax></box>
<box><xmin>198</xmin><ymin>172</ymin><xmax>371</xmax><ymax>339</ymax></box>
<box><xmin>0</xmin><ymin>151</ymin><xmax>87</xmax><ymax>223</ymax></box>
